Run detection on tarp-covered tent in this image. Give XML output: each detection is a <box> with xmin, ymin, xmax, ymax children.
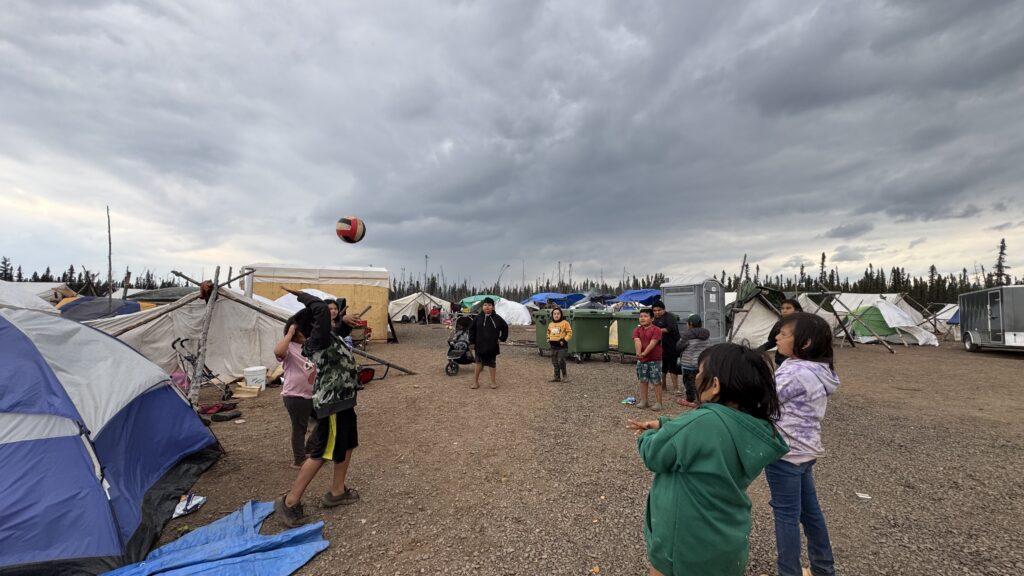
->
<box><xmin>923</xmin><ymin>303</ymin><xmax>958</xmax><ymax>335</ymax></box>
<box><xmin>831</xmin><ymin>293</ymin><xmax>927</xmax><ymax>328</ymax></box>
<box><xmin>459</xmin><ymin>294</ymin><xmax>501</xmax><ymax>310</ymax></box>
<box><xmin>87</xmin><ymin>288</ymin><xmax>290</xmax><ymax>380</ymax></box>
<box><xmin>845</xmin><ymin>300</ymin><xmax>939</xmax><ymax>346</ymax></box>
<box><xmin>129</xmin><ymin>287</ymin><xmax>200</xmax><ymax>304</ymax></box>
<box><xmin>17</xmin><ymin>281</ymin><xmax>77</xmax><ymax>304</ymax></box>
<box><xmin>0</xmin><ymin>308</ymin><xmax>219</xmax><ymax>574</ymax></box>
<box><xmin>608</xmin><ymin>289</ymin><xmax>662</xmax><ymax>305</ymax></box>
<box><xmin>521</xmin><ymin>292</ymin><xmax>585</xmax><ymax>308</ymax></box>
<box><xmin>244</xmin><ymin>264</ymin><xmax>390</xmax><ymax>342</ymax></box>
<box><xmin>0</xmin><ymin>280</ymin><xmax>58</xmax><ymax>315</ymax></box>
<box><xmin>389</xmin><ymin>291</ymin><xmax>451</xmax><ymax>323</ymax></box>
<box><xmin>57</xmin><ymin>296</ymin><xmax>156</xmax><ymax>321</ymax></box>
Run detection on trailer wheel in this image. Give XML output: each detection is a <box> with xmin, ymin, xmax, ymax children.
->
<box><xmin>963</xmin><ymin>333</ymin><xmax>980</xmax><ymax>353</ymax></box>
<box><xmin>445</xmin><ymin>361</ymin><xmax>459</xmax><ymax>376</ymax></box>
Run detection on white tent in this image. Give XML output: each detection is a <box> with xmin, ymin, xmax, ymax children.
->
<box><xmin>796</xmin><ymin>294</ymin><xmax>840</xmax><ymax>331</ymax></box>
<box><xmin>847</xmin><ymin>299</ymin><xmax>939</xmax><ymax>346</ymax></box>
<box><xmin>495</xmin><ymin>298</ymin><xmax>533</xmax><ymax>326</ymax></box>
<box><xmin>831</xmin><ymin>293</ymin><xmax>926</xmax><ymax>327</ymax></box>
<box><xmin>18</xmin><ymin>281</ymin><xmax>76</xmax><ymax>304</ymax></box>
<box><xmin>923</xmin><ymin>303</ymin><xmax>958</xmax><ymax>335</ymax></box>
<box><xmin>0</xmin><ymin>280</ymin><xmax>59</xmax><ymax>314</ymax></box>
<box><xmin>272</xmin><ymin>288</ymin><xmax>341</xmax><ymax>313</ymax></box>
<box><xmin>389</xmin><ymin>291</ymin><xmax>451</xmax><ymax>323</ymax></box>
<box><xmin>728</xmin><ymin>295</ymin><xmax>780</xmax><ymax>348</ymax></box>
<box><xmin>86</xmin><ymin>288</ymin><xmax>291</xmax><ymax>379</ymax></box>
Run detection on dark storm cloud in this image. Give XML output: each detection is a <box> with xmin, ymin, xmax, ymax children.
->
<box><xmin>2</xmin><ymin>0</ymin><xmax>1024</xmax><ymax>284</ymax></box>
<box><xmin>825</xmin><ymin>222</ymin><xmax>874</xmax><ymax>239</ymax></box>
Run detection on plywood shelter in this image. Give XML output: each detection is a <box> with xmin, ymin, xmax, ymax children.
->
<box><xmin>86</xmin><ymin>287</ymin><xmax>290</xmax><ymax>379</ymax></box>
<box><xmin>243</xmin><ymin>264</ymin><xmax>389</xmax><ymax>340</ymax></box>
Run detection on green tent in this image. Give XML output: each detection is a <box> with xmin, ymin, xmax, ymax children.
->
<box><xmin>845</xmin><ymin>305</ymin><xmax>897</xmax><ymax>339</ymax></box>
<box><xmin>458</xmin><ymin>294</ymin><xmax>500</xmax><ymax>310</ymax></box>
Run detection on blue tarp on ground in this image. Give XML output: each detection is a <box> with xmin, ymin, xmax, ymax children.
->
<box><xmin>607</xmin><ymin>289</ymin><xmax>662</xmax><ymax>305</ymax></box>
<box><xmin>521</xmin><ymin>293</ymin><xmax>586</xmax><ymax>307</ymax></box>
<box><xmin>104</xmin><ymin>500</ymin><xmax>329</xmax><ymax>576</ymax></box>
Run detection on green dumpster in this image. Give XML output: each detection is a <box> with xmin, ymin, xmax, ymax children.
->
<box><xmin>565</xmin><ymin>309</ymin><xmax>613</xmax><ymax>361</ymax></box>
<box><xmin>614</xmin><ymin>310</ymin><xmax>641</xmax><ymax>356</ymax></box>
<box><xmin>532</xmin><ymin>309</ymin><xmax>552</xmax><ymax>355</ymax></box>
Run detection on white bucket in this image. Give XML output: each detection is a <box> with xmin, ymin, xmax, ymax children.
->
<box><xmin>243</xmin><ymin>366</ymin><xmax>267</xmax><ymax>391</ymax></box>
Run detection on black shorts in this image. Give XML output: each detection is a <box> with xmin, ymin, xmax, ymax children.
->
<box><xmin>662</xmin><ymin>350</ymin><xmax>682</xmax><ymax>375</ymax></box>
<box><xmin>308</xmin><ymin>409</ymin><xmax>358</xmax><ymax>462</ymax></box>
<box><xmin>476</xmin><ymin>352</ymin><xmax>497</xmax><ymax>368</ymax></box>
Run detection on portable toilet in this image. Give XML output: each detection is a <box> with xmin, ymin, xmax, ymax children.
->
<box><xmin>660</xmin><ymin>279</ymin><xmax>727</xmax><ymax>345</ymax></box>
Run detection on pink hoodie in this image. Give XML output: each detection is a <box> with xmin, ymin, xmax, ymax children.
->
<box><xmin>774</xmin><ymin>358</ymin><xmax>840</xmax><ymax>464</ymax></box>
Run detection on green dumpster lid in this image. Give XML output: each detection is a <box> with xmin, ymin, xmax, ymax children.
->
<box><xmin>613</xmin><ymin>310</ymin><xmax>641</xmax><ymax>318</ymax></box>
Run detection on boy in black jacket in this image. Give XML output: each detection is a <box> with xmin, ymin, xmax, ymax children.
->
<box><xmin>468</xmin><ymin>297</ymin><xmax>509</xmax><ymax>389</ymax></box>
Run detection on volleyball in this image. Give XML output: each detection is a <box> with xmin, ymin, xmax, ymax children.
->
<box><xmin>336</xmin><ymin>216</ymin><xmax>366</xmax><ymax>244</ymax></box>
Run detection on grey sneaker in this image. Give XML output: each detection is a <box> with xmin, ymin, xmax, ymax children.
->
<box><xmin>636</xmin><ymin>400</ymin><xmax>649</xmax><ymax>409</ymax></box>
<box><xmin>322</xmin><ymin>487</ymin><xmax>360</xmax><ymax>508</ymax></box>
<box><xmin>274</xmin><ymin>495</ymin><xmax>305</xmax><ymax>528</ymax></box>
<box><xmin>651</xmin><ymin>402</ymin><xmax>663</xmax><ymax>411</ymax></box>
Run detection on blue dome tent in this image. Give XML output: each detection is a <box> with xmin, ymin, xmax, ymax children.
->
<box><xmin>0</xmin><ymin>307</ymin><xmax>220</xmax><ymax>575</ymax></box>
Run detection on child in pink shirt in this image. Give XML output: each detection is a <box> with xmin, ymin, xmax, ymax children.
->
<box><xmin>274</xmin><ymin>317</ymin><xmax>316</xmax><ymax>468</ymax></box>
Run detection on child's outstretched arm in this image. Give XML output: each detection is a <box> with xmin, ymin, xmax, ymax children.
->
<box><xmin>636</xmin><ymin>414</ymin><xmax>702</xmax><ymax>474</ymax></box>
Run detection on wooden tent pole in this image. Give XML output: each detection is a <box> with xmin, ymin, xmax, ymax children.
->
<box><xmin>351</xmin><ymin>347</ymin><xmax>416</xmax><ymax>375</ymax></box>
<box><xmin>188</xmin><ymin>266</ymin><xmax>220</xmax><ymax>405</ymax></box>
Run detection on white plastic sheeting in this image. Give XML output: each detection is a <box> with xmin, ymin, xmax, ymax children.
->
<box><xmin>86</xmin><ymin>289</ymin><xmax>291</xmax><ymax>379</ymax></box>
<box><xmin>273</xmin><ymin>289</ymin><xmax>341</xmax><ymax>313</ymax></box>
<box><xmin>494</xmin><ymin>298</ymin><xmax>533</xmax><ymax>326</ymax></box>
<box><xmin>851</xmin><ymin>300</ymin><xmax>939</xmax><ymax>346</ymax></box>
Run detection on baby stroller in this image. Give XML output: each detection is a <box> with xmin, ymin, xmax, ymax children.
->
<box><xmin>445</xmin><ymin>315</ymin><xmax>476</xmax><ymax>376</ymax></box>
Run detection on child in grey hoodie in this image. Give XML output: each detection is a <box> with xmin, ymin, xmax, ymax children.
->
<box><xmin>765</xmin><ymin>312</ymin><xmax>838</xmax><ymax>576</ymax></box>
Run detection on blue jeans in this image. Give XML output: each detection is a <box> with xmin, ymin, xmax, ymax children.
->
<box><xmin>764</xmin><ymin>459</ymin><xmax>835</xmax><ymax>576</ymax></box>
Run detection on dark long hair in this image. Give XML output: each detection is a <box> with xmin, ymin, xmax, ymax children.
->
<box><xmin>778</xmin><ymin>312</ymin><xmax>834</xmax><ymax>370</ymax></box>
<box><xmin>781</xmin><ymin>298</ymin><xmax>803</xmax><ymax>312</ymax></box>
<box><xmin>550</xmin><ymin>306</ymin><xmax>564</xmax><ymax>322</ymax></box>
<box><xmin>696</xmin><ymin>343</ymin><xmax>780</xmax><ymax>422</ymax></box>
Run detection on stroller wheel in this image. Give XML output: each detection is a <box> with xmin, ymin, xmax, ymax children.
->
<box><xmin>445</xmin><ymin>361</ymin><xmax>459</xmax><ymax>376</ymax></box>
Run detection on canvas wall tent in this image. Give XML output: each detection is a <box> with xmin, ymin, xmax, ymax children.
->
<box><xmin>830</xmin><ymin>293</ymin><xmax>927</xmax><ymax>328</ymax></box>
<box><xmin>728</xmin><ymin>294</ymin><xmax>780</xmax><ymax>348</ymax></box>
<box><xmin>389</xmin><ymin>292</ymin><xmax>452</xmax><ymax>323</ymax></box>
<box><xmin>0</xmin><ymin>280</ymin><xmax>58</xmax><ymax>315</ymax></box>
<box><xmin>243</xmin><ymin>264</ymin><xmax>389</xmax><ymax>341</ymax></box>
<box><xmin>87</xmin><ymin>287</ymin><xmax>290</xmax><ymax>380</ymax></box>
<box><xmin>844</xmin><ymin>300</ymin><xmax>939</xmax><ymax>346</ymax></box>
<box><xmin>18</xmin><ymin>281</ymin><xmax>77</xmax><ymax>304</ymax></box>
<box><xmin>0</xmin><ymin>308</ymin><xmax>219</xmax><ymax>574</ymax></box>
<box><xmin>922</xmin><ymin>303</ymin><xmax>958</xmax><ymax>335</ymax></box>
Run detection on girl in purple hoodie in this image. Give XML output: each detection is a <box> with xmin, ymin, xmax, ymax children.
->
<box><xmin>767</xmin><ymin>312</ymin><xmax>839</xmax><ymax>576</ymax></box>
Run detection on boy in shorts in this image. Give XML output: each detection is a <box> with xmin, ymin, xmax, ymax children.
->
<box><xmin>468</xmin><ymin>297</ymin><xmax>509</xmax><ymax>389</ymax></box>
<box><xmin>275</xmin><ymin>289</ymin><xmax>361</xmax><ymax>528</ymax></box>
<box><xmin>632</xmin><ymin>308</ymin><xmax>664</xmax><ymax>410</ymax></box>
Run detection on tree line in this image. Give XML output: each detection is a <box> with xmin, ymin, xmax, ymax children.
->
<box><xmin>0</xmin><ymin>258</ymin><xmax>183</xmax><ymax>294</ymax></box>
<box><xmin>389</xmin><ymin>239</ymin><xmax>1019</xmax><ymax>309</ymax></box>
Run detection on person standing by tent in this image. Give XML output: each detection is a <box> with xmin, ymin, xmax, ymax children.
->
<box><xmin>633</xmin><ymin>308</ymin><xmax>664</xmax><ymax>410</ymax></box>
<box><xmin>766</xmin><ymin>312</ymin><xmax>838</xmax><ymax>576</ymax></box>
<box><xmin>274</xmin><ymin>317</ymin><xmax>317</xmax><ymax>469</ymax></box>
<box><xmin>546</xmin><ymin>306</ymin><xmax>573</xmax><ymax>382</ymax></box>
<box><xmin>275</xmin><ymin>289</ymin><xmax>362</xmax><ymax>528</ymax></box>
<box><xmin>651</xmin><ymin>301</ymin><xmax>682</xmax><ymax>396</ymax></box>
<box><xmin>469</xmin><ymin>297</ymin><xmax>509</xmax><ymax>389</ymax></box>
<box><xmin>757</xmin><ymin>298</ymin><xmax>803</xmax><ymax>367</ymax></box>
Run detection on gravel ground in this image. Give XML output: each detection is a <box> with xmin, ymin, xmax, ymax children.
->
<box><xmin>171</xmin><ymin>324</ymin><xmax>1024</xmax><ymax>575</ymax></box>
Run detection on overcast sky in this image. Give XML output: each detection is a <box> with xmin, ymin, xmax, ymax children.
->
<box><xmin>2</xmin><ymin>1</ymin><xmax>1022</xmax><ymax>289</ymax></box>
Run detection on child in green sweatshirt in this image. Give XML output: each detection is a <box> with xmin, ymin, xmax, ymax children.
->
<box><xmin>628</xmin><ymin>343</ymin><xmax>789</xmax><ymax>576</ymax></box>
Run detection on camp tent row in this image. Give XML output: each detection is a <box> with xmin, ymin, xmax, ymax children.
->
<box><xmin>389</xmin><ymin>291</ymin><xmax>452</xmax><ymax>323</ymax></box>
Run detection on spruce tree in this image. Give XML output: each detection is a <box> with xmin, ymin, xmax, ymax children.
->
<box><xmin>994</xmin><ymin>238</ymin><xmax>1010</xmax><ymax>286</ymax></box>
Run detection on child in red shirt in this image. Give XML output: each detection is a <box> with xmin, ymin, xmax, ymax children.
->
<box><xmin>632</xmin><ymin>308</ymin><xmax>664</xmax><ymax>410</ymax></box>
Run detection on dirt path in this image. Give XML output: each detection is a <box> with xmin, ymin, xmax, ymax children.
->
<box><xmin>172</xmin><ymin>325</ymin><xmax>1024</xmax><ymax>575</ymax></box>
